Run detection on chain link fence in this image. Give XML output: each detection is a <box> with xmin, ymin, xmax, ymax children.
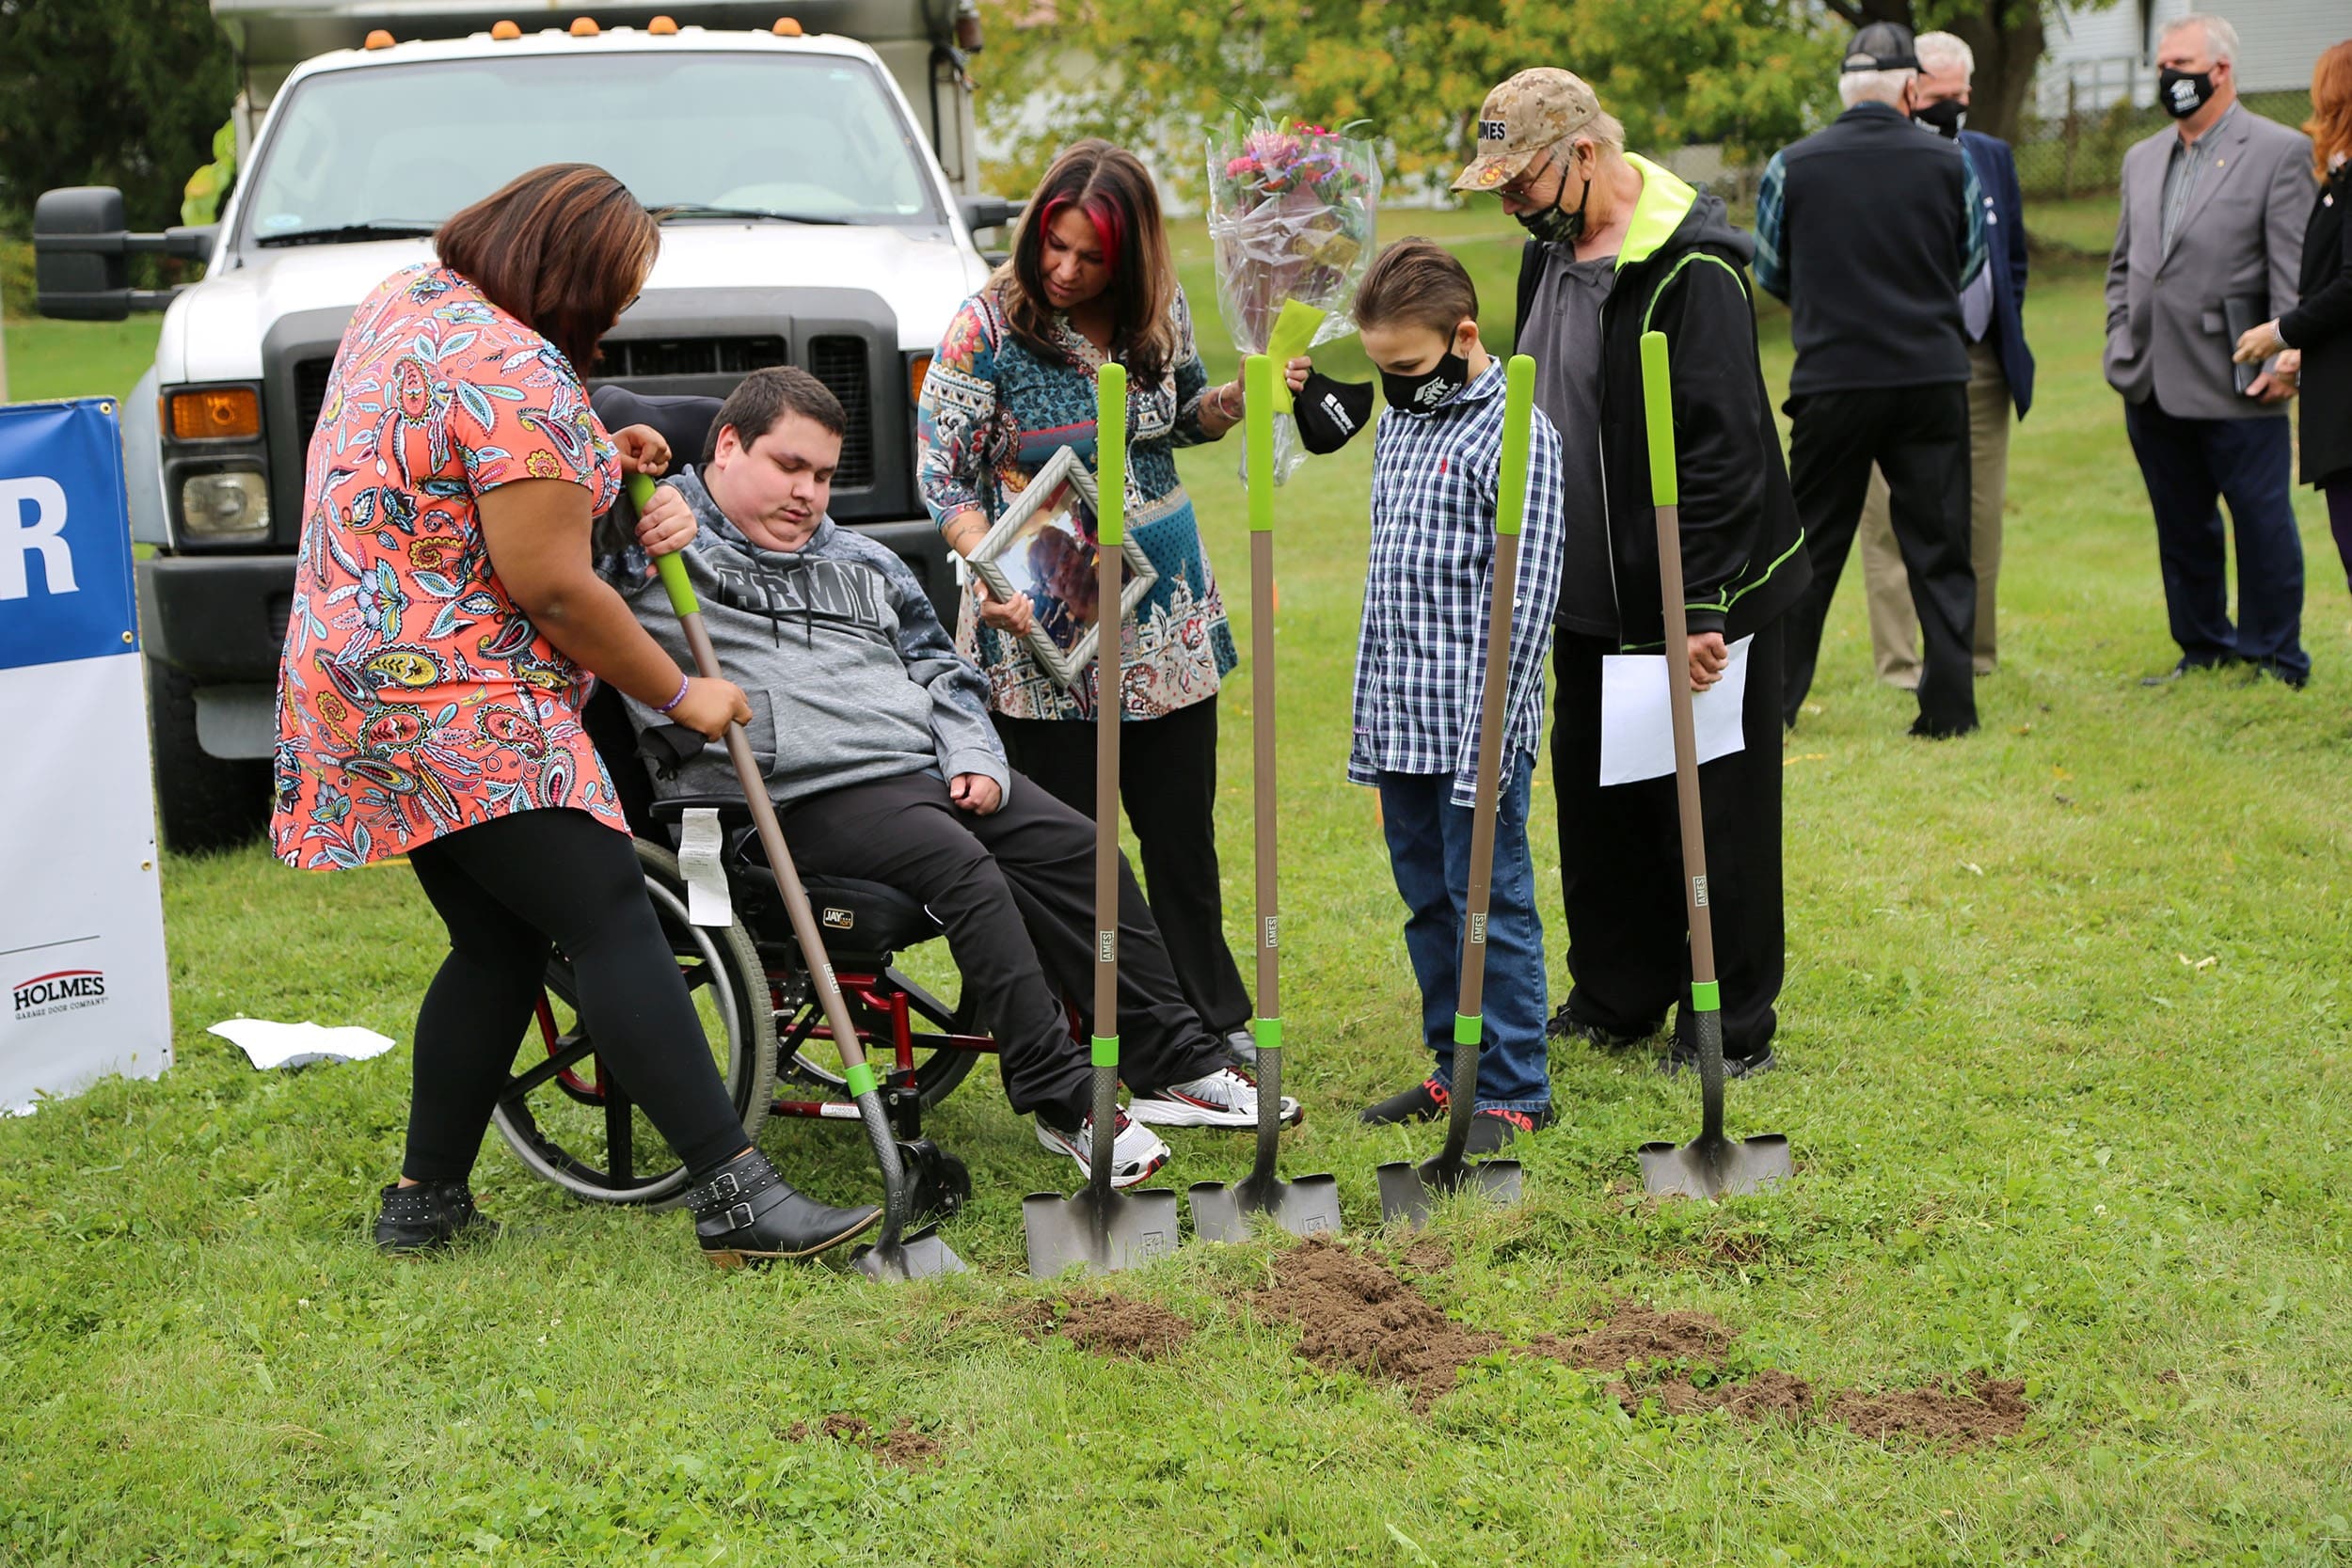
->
<box><xmin>2010</xmin><ymin>87</ymin><xmax>2315</xmax><ymax>200</ymax></box>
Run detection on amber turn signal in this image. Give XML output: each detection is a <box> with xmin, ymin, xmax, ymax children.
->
<box><xmin>168</xmin><ymin>388</ymin><xmax>262</xmax><ymax>441</ymax></box>
<box><xmin>908</xmin><ymin>354</ymin><xmax>932</xmax><ymax>407</ymax></box>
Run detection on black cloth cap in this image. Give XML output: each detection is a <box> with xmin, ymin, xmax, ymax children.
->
<box><xmin>1841</xmin><ymin>21</ymin><xmax>1918</xmax><ymax>72</ymax></box>
<box><xmin>1292</xmin><ymin>371</ymin><xmax>1375</xmax><ymax>454</ymax></box>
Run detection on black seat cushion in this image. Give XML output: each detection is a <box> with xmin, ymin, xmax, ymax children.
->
<box><xmin>646</xmin><ymin>796</ymin><xmax>941</xmax><ymax>959</ymax></box>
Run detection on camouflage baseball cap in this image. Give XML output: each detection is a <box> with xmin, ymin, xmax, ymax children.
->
<box><xmin>1452</xmin><ymin>68</ymin><xmax>1603</xmax><ymax>193</ymax></box>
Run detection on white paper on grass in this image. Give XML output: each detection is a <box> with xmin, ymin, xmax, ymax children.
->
<box><xmin>1598</xmin><ymin>635</ymin><xmax>1754</xmax><ymax>786</ymax></box>
<box><xmin>677</xmin><ymin>807</ymin><xmax>733</xmax><ymax>928</ymax></box>
<box><xmin>207</xmin><ymin>1018</ymin><xmax>396</xmax><ymax>1070</ymax></box>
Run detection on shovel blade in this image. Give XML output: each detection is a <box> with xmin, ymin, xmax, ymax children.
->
<box><xmin>1022</xmin><ymin>1186</ymin><xmax>1183</xmax><ymax>1278</ymax></box>
<box><xmin>1186</xmin><ymin>1172</ymin><xmax>1343</xmax><ymax>1243</ymax></box>
<box><xmin>1637</xmin><ymin>1132</ymin><xmax>1792</xmax><ymax>1200</ymax></box>
<box><xmin>849</xmin><ymin>1223</ymin><xmax>967</xmax><ymax>1280</ymax></box>
<box><xmin>1375</xmin><ymin>1155</ymin><xmax>1523</xmax><ymax>1230</ymax></box>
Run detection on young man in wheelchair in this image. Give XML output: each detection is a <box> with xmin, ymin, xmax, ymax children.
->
<box><xmin>604</xmin><ymin>368</ymin><xmax>1297</xmax><ymax>1188</ymax></box>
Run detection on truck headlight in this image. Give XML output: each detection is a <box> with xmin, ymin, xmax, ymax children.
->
<box><xmin>179</xmin><ymin>470</ymin><xmax>271</xmax><ymax>539</ymax></box>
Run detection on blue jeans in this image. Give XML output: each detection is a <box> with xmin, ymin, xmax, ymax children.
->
<box><xmin>1375</xmin><ymin>760</ymin><xmax>1549</xmax><ymax>1112</ymax></box>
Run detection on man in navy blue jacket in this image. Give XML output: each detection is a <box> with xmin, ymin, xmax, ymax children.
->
<box><xmin>1854</xmin><ymin>30</ymin><xmax>2037</xmax><ymax>689</ymax></box>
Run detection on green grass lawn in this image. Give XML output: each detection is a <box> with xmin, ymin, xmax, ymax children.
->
<box><xmin>6</xmin><ymin>229</ymin><xmax>2351</xmax><ymax>1566</ymax></box>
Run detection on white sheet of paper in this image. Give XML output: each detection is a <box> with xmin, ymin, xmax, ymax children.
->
<box><xmin>206</xmin><ymin>1018</ymin><xmax>396</xmax><ymax>1070</ymax></box>
<box><xmin>1598</xmin><ymin>634</ymin><xmax>1753</xmax><ymax>786</ymax></box>
<box><xmin>676</xmin><ymin>806</ymin><xmax>734</xmax><ymax>928</ymax></box>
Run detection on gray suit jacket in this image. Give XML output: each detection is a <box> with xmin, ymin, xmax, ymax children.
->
<box><xmin>2105</xmin><ymin>104</ymin><xmax>2312</xmax><ymax>420</ymax></box>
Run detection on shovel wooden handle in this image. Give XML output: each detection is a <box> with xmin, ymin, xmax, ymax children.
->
<box><xmin>1089</xmin><ymin>365</ymin><xmax>1127</xmax><ymax>1186</ymax></box>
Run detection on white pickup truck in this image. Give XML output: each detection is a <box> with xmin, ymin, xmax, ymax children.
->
<box><xmin>32</xmin><ymin>0</ymin><xmax>1012</xmax><ymax>849</ymax></box>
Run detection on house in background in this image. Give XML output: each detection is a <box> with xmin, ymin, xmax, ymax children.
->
<box><xmin>2035</xmin><ymin>0</ymin><xmax>2340</xmax><ymax>118</ymax></box>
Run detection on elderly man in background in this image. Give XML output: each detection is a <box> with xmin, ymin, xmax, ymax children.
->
<box><xmin>1855</xmin><ymin>30</ymin><xmax>2036</xmax><ymax>689</ymax></box>
<box><xmin>2106</xmin><ymin>11</ymin><xmax>2312</xmax><ymax>689</ymax></box>
<box><xmin>1456</xmin><ymin>68</ymin><xmax>1807</xmax><ymax>1079</ymax></box>
<box><xmin>1760</xmin><ymin>21</ymin><xmax>1988</xmax><ymax>740</ymax></box>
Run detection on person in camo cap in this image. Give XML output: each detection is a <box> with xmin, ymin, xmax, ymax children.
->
<box><xmin>1454</xmin><ymin>67</ymin><xmax>1808</xmax><ymax>1081</ymax></box>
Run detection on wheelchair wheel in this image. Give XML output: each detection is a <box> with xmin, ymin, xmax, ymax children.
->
<box><xmin>492</xmin><ymin>840</ymin><xmax>777</xmax><ymax>1205</ymax></box>
<box><xmin>776</xmin><ymin>962</ymin><xmax>981</xmax><ymax>1110</ymax></box>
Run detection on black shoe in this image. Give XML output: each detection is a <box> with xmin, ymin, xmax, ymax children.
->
<box><xmin>2141</xmin><ymin>656</ymin><xmax>2235</xmax><ymax>686</ymax></box>
<box><xmin>1465</xmin><ymin>1106</ymin><xmax>1555</xmax><ymax>1156</ymax></box>
<box><xmin>373</xmin><ymin>1180</ymin><xmax>499</xmax><ymax>1255</ymax></box>
<box><xmin>1360</xmin><ymin>1076</ymin><xmax>1449</xmax><ymax>1126</ymax></box>
<box><xmin>1659</xmin><ymin>1046</ymin><xmax>1776</xmax><ymax>1080</ymax></box>
<box><xmin>1545</xmin><ymin>1002</ymin><xmax>1648</xmax><ymax>1050</ymax></box>
<box><xmin>1908</xmin><ymin>715</ymin><xmax>1979</xmax><ymax>739</ymax></box>
<box><xmin>2249</xmin><ymin>660</ymin><xmax>2309</xmax><ymax>690</ymax></box>
<box><xmin>685</xmin><ymin>1149</ymin><xmax>882</xmax><ymax>1268</ymax></box>
<box><xmin>1221</xmin><ymin>1027</ymin><xmax>1259</xmax><ymax>1068</ymax></box>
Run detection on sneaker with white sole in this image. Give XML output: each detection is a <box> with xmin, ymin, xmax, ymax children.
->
<box><xmin>1128</xmin><ymin>1067</ymin><xmax>1302</xmax><ymax>1130</ymax></box>
<box><xmin>1033</xmin><ymin>1109</ymin><xmax>1171</xmax><ymax>1189</ymax></box>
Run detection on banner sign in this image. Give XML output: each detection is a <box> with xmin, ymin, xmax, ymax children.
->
<box><xmin>1</xmin><ymin>398</ymin><xmax>172</xmax><ymax>1113</ymax></box>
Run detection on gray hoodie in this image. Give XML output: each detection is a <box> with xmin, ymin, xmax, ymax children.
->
<box><xmin>608</xmin><ymin>467</ymin><xmax>1009</xmax><ymax>808</ymax></box>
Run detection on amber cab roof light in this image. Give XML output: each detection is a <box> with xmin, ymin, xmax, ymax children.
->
<box><xmin>362</xmin><ymin>27</ymin><xmax>394</xmax><ymax>48</ymax></box>
<box><xmin>568</xmin><ymin>16</ymin><xmax>599</xmax><ymax>34</ymax></box>
<box><xmin>772</xmin><ymin>17</ymin><xmax>803</xmax><ymax>35</ymax></box>
<box><xmin>489</xmin><ymin>19</ymin><xmax>520</xmax><ymax>39</ymax></box>
<box><xmin>648</xmin><ymin>14</ymin><xmax>679</xmax><ymax>32</ymax></box>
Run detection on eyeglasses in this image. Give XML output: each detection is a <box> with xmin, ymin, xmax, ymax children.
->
<box><xmin>1497</xmin><ymin>150</ymin><xmax>1565</xmax><ymax>204</ymax></box>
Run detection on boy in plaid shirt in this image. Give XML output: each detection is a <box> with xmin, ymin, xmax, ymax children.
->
<box><xmin>1347</xmin><ymin>239</ymin><xmax>1567</xmax><ymax>1153</ymax></box>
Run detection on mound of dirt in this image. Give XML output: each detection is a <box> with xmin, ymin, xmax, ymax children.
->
<box><xmin>1614</xmin><ymin>1368</ymin><xmax>1816</xmax><ymax>1421</ymax></box>
<box><xmin>1057</xmin><ymin>1295</ymin><xmax>1195</xmax><ymax>1360</ymax></box>
<box><xmin>786</xmin><ymin>1413</ymin><xmax>943</xmax><ymax>1467</ymax></box>
<box><xmin>876</xmin><ymin>1419</ymin><xmax>944</xmax><ymax>1467</ymax></box>
<box><xmin>1529</xmin><ymin>1301</ymin><xmax>1735</xmax><ymax>1372</ymax></box>
<box><xmin>786</xmin><ymin>1413</ymin><xmax>873</xmax><ymax>1443</ymax></box>
<box><xmin>1826</xmin><ymin>1375</ymin><xmax>2029</xmax><ymax>1448</ymax></box>
<box><xmin>1249</xmin><ymin>1237</ymin><xmax>1498</xmax><ymax>1411</ymax></box>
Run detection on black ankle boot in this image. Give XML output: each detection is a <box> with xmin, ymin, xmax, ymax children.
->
<box><xmin>684</xmin><ymin>1149</ymin><xmax>882</xmax><ymax>1268</ymax></box>
<box><xmin>373</xmin><ymin>1180</ymin><xmax>499</xmax><ymax>1254</ymax></box>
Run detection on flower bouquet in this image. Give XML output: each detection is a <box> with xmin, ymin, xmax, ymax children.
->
<box><xmin>1205</xmin><ymin>110</ymin><xmax>1380</xmax><ymax>482</ymax></box>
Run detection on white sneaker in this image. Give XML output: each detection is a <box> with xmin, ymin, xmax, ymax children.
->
<box><xmin>1033</xmin><ymin>1109</ymin><xmax>1171</xmax><ymax>1190</ymax></box>
<box><xmin>1128</xmin><ymin>1067</ymin><xmax>1302</xmax><ymax>1130</ymax></box>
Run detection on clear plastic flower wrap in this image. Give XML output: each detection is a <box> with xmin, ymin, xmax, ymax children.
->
<box><xmin>1205</xmin><ymin>112</ymin><xmax>1380</xmax><ymax>483</ymax></box>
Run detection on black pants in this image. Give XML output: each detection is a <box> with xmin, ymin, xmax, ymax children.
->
<box><xmin>1782</xmin><ymin>383</ymin><xmax>1979</xmax><ymax>736</ymax></box>
<box><xmin>1551</xmin><ymin>620</ymin><xmax>1787</xmax><ymax>1058</ymax></box>
<box><xmin>993</xmin><ymin>696</ymin><xmax>1251</xmax><ymax>1035</ymax></box>
<box><xmin>2123</xmin><ymin>397</ymin><xmax>2308</xmax><ymax>682</ymax></box>
<box><xmin>404</xmin><ymin>808</ymin><xmax>747</xmax><ymax>1183</ymax></box>
<box><xmin>777</xmin><ymin>769</ymin><xmax>1228</xmax><ymax>1128</ymax></box>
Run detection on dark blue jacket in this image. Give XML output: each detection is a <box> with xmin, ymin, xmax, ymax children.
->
<box><xmin>1961</xmin><ymin>129</ymin><xmax>2035</xmax><ymax>418</ymax></box>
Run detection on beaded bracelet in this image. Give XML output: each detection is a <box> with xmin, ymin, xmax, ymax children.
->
<box><xmin>656</xmin><ymin>672</ymin><xmax>691</xmax><ymax>714</ymax></box>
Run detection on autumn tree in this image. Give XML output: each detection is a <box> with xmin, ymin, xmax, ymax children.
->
<box><xmin>1819</xmin><ymin>0</ymin><xmax>2123</xmax><ymax>143</ymax></box>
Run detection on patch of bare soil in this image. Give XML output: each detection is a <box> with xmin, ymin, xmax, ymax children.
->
<box><xmin>786</xmin><ymin>1413</ymin><xmax>944</xmax><ymax>1467</ymax></box>
<box><xmin>1057</xmin><ymin>1294</ymin><xmax>1195</xmax><ymax>1360</ymax></box>
<box><xmin>1248</xmin><ymin>1236</ymin><xmax>1498</xmax><ymax>1412</ymax></box>
<box><xmin>875</xmin><ymin>1419</ymin><xmax>944</xmax><ymax>1467</ymax></box>
<box><xmin>1400</xmin><ymin>1238</ymin><xmax>1454</xmax><ymax>1275</ymax></box>
<box><xmin>1528</xmin><ymin>1300</ymin><xmax>1735</xmax><ymax>1372</ymax></box>
<box><xmin>786</xmin><ymin>1413</ymin><xmax>873</xmax><ymax>1443</ymax></box>
<box><xmin>1826</xmin><ymin>1375</ymin><xmax>2030</xmax><ymax>1448</ymax></box>
<box><xmin>1613</xmin><ymin>1368</ymin><xmax>1816</xmax><ymax>1421</ymax></box>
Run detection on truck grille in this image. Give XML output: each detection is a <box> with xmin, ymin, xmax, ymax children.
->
<box><xmin>294</xmin><ymin>358</ymin><xmax>334</xmax><ymax>440</ymax></box>
<box><xmin>807</xmin><ymin>335</ymin><xmax>873</xmax><ymax>489</ymax></box>
<box><xmin>597</xmin><ymin>335</ymin><xmax>787</xmax><ymax>380</ymax></box>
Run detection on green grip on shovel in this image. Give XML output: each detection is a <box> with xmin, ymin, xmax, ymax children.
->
<box><xmin>1692</xmin><ymin>980</ymin><xmax>1720</xmax><ymax>1014</ymax></box>
<box><xmin>1496</xmin><ymin>354</ymin><xmax>1536</xmax><ymax>537</ymax></box>
<box><xmin>1245</xmin><ymin>354</ymin><xmax>1275</xmax><ymax>531</ymax></box>
<box><xmin>627</xmin><ymin>473</ymin><xmax>702</xmax><ymax>616</ymax></box>
<box><xmin>1454</xmin><ymin>1012</ymin><xmax>1483</xmax><ymax>1047</ymax></box>
<box><xmin>1639</xmin><ymin>331</ymin><xmax>1677</xmax><ymax>506</ymax></box>
<box><xmin>1097</xmin><ymin>361</ymin><xmax>1126</xmax><ymax>547</ymax></box>
<box><xmin>1091</xmin><ymin>1035</ymin><xmax>1120</xmax><ymax>1068</ymax></box>
<box><xmin>1253</xmin><ymin>1016</ymin><xmax>1282</xmax><ymax>1053</ymax></box>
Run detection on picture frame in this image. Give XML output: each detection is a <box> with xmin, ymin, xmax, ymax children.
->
<box><xmin>967</xmin><ymin>445</ymin><xmax>1158</xmax><ymax>689</ymax></box>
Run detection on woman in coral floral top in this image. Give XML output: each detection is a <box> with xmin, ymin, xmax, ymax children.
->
<box><xmin>273</xmin><ymin>165</ymin><xmax>880</xmax><ymax>1266</ymax></box>
<box><xmin>918</xmin><ymin>140</ymin><xmax>1310</xmax><ymax>1062</ymax></box>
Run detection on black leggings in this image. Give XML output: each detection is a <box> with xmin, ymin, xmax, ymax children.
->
<box><xmin>403</xmin><ymin>808</ymin><xmax>747</xmax><ymax>1183</ymax></box>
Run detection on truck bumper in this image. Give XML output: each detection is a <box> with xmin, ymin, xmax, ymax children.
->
<box><xmin>139</xmin><ymin>555</ymin><xmax>297</xmax><ymax>684</ymax></box>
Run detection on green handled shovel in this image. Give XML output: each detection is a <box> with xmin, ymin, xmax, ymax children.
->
<box><xmin>1188</xmin><ymin>353</ymin><xmax>1341</xmax><ymax>1243</ymax></box>
<box><xmin>630</xmin><ymin>473</ymin><xmax>964</xmax><ymax>1279</ymax></box>
<box><xmin>1022</xmin><ymin>362</ymin><xmax>1184</xmax><ymax>1276</ymax></box>
<box><xmin>1376</xmin><ymin>352</ymin><xmax>1539</xmax><ymax>1229</ymax></box>
<box><xmin>1629</xmin><ymin>331</ymin><xmax>1792</xmax><ymax>1201</ymax></box>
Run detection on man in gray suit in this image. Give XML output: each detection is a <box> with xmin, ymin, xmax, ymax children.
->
<box><xmin>2106</xmin><ymin>12</ymin><xmax>2312</xmax><ymax>687</ymax></box>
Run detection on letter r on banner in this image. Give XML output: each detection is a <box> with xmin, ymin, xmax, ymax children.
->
<box><xmin>0</xmin><ymin>478</ymin><xmax>76</xmax><ymax>599</ymax></box>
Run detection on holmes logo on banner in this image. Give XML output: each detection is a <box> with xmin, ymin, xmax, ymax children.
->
<box><xmin>0</xmin><ymin>397</ymin><xmax>171</xmax><ymax>1113</ymax></box>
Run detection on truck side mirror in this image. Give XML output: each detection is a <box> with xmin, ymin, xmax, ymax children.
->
<box><xmin>957</xmin><ymin>194</ymin><xmax>1019</xmax><ymax>235</ymax></box>
<box><xmin>34</xmin><ymin>186</ymin><xmax>132</xmax><ymax>322</ymax></box>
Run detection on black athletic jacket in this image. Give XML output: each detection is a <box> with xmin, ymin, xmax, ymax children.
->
<box><xmin>1516</xmin><ymin>157</ymin><xmax>1807</xmax><ymax>648</ymax></box>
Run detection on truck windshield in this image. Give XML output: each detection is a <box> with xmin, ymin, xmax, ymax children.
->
<box><xmin>240</xmin><ymin>50</ymin><xmax>943</xmax><ymax>245</ymax></box>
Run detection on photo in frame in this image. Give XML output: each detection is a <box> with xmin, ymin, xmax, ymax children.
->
<box><xmin>967</xmin><ymin>445</ymin><xmax>1158</xmax><ymax>689</ymax></box>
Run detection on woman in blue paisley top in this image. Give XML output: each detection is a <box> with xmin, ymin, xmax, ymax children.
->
<box><xmin>918</xmin><ymin>139</ymin><xmax>1306</xmax><ymax>1059</ymax></box>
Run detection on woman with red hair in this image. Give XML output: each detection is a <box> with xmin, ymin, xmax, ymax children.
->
<box><xmin>2236</xmin><ymin>39</ymin><xmax>2352</xmax><ymax>592</ymax></box>
<box><xmin>918</xmin><ymin>140</ymin><xmax>1305</xmax><ymax>1076</ymax></box>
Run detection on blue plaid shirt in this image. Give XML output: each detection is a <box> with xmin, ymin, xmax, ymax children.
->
<box><xmin>1350</xmin><ymin>360</ymin><xmax>1566</xmax><ymax>807</ymax></box>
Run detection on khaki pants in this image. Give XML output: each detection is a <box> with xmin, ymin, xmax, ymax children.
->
<box><xmin>1858</xmin><ymin>337</ymin><xmax>2010</xmax><ymax>688</ymax></box>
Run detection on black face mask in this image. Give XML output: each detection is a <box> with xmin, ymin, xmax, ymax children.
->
<box><xmin>1292</xmin><ymin>371</ymin><xmax>1375</xmax><ymax>453</ymax></box>
<box><xmin>1380</xmin><ymin>350</ymin><xmax>1470</xmax><ymax>416</ymax></box>
<box><xmin>2159</xmin><ymin>67</ymin><xmax>2216</xmax><ymax>120</ymax></box>
<box><xmin>1514</xmin><ymin>151</ymin><xmax>1592</xmax><ymax>246</ymax></box>
<box><xmin>1913</xmin><ymin>97</ymin><xmax>1966</xmax><ymax>138</ymax></box>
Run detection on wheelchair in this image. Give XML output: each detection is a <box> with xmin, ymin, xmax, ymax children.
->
<box><xmin>486</xmin><ymin>386</ymin><xmax>1006</xmax><ymax>1220</ymax></box>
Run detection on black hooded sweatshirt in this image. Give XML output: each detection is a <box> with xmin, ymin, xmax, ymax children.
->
<box><xmin>1515</xmin><ymin>155</ymin><xmax>1808</xmax><ymax>649</ymax></box>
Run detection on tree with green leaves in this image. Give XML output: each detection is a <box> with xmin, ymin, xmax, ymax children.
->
<box><xmin>977</xmin><ymin>0</ymin><xmax>1838</xmax><ymax>199</ymax></box>
<box><xmin>1819</xmin><ymin>0</ymin><xmax>2122</xmax><ymax>143</ymax></box>
<box><xmin>0</xmin><ymin>0</ymin><xmax>237</xmax><ymax>231</ymax></box>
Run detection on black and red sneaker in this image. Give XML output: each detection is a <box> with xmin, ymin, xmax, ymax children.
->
<box><xmin>1359</xmin><ymin>1077</ymin><xmax>1450</xmax><ymax>1126</ymax></box>
<box><xmin>1465</xmin><ymin>1105</ymin><xmax>1556</xmax><ymax>1155</ymax></box>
